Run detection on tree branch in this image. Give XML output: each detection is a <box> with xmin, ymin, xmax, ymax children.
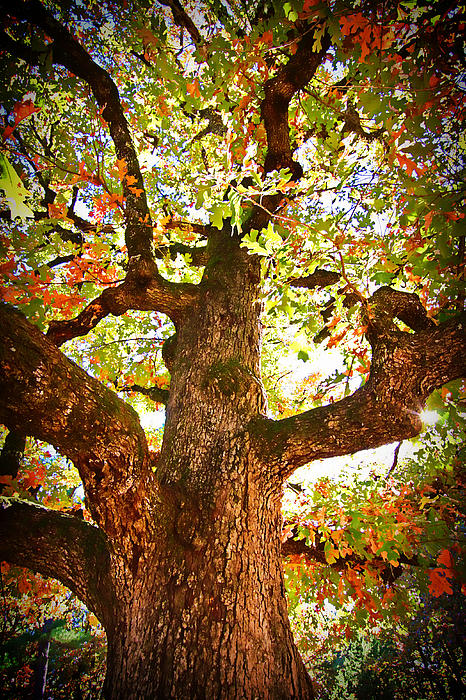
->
<box><xmin>1</xmin><ymin>0</ymin><xmax>154</xmax><ymax>263</ymax></box>
<box><xmin>251</xmin><ymin>309</ymin><xmax>466</xmax><ymax>481</ymax></box>
<box><xmin>290</xmin><ymin>274</ymin><xmax>434</xmax><ymax>340</ymax></box>
<box><xmin>0</xmin><ymin>304</ymin><xmax>151</xmax><ymax>533</ymax></box>
<box><xmin>289</xmin><ymin>268</ymin><xmax>341</xmax><ymax>290</ymax></box>
<box><xmin>281</xmin><ymin>531</ymin><xmax>417</xmax><ymax>584</ymax></box>
<box><xmin>122</xmin><ymin>384</ymin><xmax>170</xmax><ymax>405</ymax></box>
<box><xmin>46</xmin><ymin>271</ymin><xmax>198</xmax><ymax>346</ymax></box>
<box><xmin>158</xmin><ymin>0</ymin><xmax>201</xmax><ymax>45</ymax></box>
<box><xmin>0</xmin><ymin>498</ymin><xmax>113</xmax><ymax>620</ymax></box>
<box><xmin>261</xmin><ymin>26</ymin><xmax>330</xmax><ymax>178</ymax></box>
<box><xmin>154</xmin><ymin>242</ymin><xmax>209</xmax><ymax>267</ymax></box>
<box><xmin>163</xmin><ymin>220</ymin><xmax>213</xmax><ymax>238</ymax></box>
<box><xmin>0</xmin><ymin>431</ymin><xmax>25</xmax><ymax>479</ymax></box>
<box><xmin>246</xmin><ymin>23</ymin><xmax>331</xmax><ymax>233</ymax></box>
<box><xmin>1</xmin><ymin>3</ymin><xmax>201</xmax><ymax>338</ymax></box>
<box><xmin>367</xmin><ymin>286</ymin><xmax>435</xmax><ymax>333</ymax></box>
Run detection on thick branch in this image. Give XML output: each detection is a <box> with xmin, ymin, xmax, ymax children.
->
<box><xmin>0</xmin><ymin>431</ymin><xmax>25</xmax><ymax>479</ymax></box>
<box><xmin>341</xmin><ymin>101</ymin><xmax>385</xmax><ymax>143</ymax></box>
<box><xmin>261</xmin><ymin>27</ymin><xmax>330</xmax><ymax>178</ymax></box>
<box><xmin>158</xmin><ymin>0</ymin><xmax>201</xmax><ymax>44</ymax></box>
<box><xmin>246</xmin><ymin>24</ymin><xmax>331</xmax><ymax>232</ymax></box>
<box><xmin>2</xmin><ymin>5</ymin><xmax>203</xmax><ymax>336</ymax></box>
<box><xmin>0</xmin><ymin>304</ymin><xmax>150</xmax><ymax>530</ymax></box>
<box><xmin>0</xmin><ymin>498</ymin><xmax>112</xmax><ymax>619</ymax></box>
<box><xmin>164</xmin><ymin>221</ymin><xmax>212</xmax><ymax>238</ymax></box>
<box><xmin>290</xmin><ymin>268</ymin><xmax>340</xmax><ymax>290</ymax></box>
<box><xmin>46</xmin><ymin>274</ymin><xmax>197</xmax><ymax>346</ymax></box>
<box><xmin>291</xmin><ymin>276</ymin><xmax>435</xmax><ymax>335</ymax></box>
<box><xmin>367</xmin><ymin>286</ymin><xmax>435</xmax><ymax>334</ymax></box>
<box><xmin>251</xmin><ymin>314</ymin><xmax>466</xmax><ymax>480</ymax></box>
<box><xmin>154</xmin><ymin>242</ymin><xmax>209</xmax><ymax>267</ymax></box>
<box><xmin>1</xmin><ymin>1</ymin><xmax>152</xmax><ymax>262</ymax></box>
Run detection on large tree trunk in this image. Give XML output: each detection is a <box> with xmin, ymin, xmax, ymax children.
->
<box><xmin>95</xmin><ymin>238</ymin><xmax>313</xmax><ymax>698</ymax></box>
<box><xmin>101</xmin><ymin>478</ymin><xmax>311</xmax><ymax>698</ymax></box>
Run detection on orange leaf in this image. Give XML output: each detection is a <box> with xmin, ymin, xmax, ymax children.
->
<box><xmin>327</xmin><ymin>314</ymin><xmax>341</xmax><ymax>329</ymax></box>
<box><xmin>2</xmin><ymin>99</ymin><xmax>41</xmax><ymax>140</ymax></box>
<box><xmin>281</xmin><ymin>524</ymin><xmax>294</xmax><ymax>543</ymax></box>
<box><xmin>0</xmin><ymin>259</ymin><xmax>16</xmax><ymax>274</ymax></box>
<box><xmin>428</xmin><ymin>568</ymin><xmax>453</xmax><ymax>597</ymax></box>
<box><xmin>128</xmin><ymin>186</ymin><xmax>144</xmax><ymax>197</ymax></box>
<box><xmin>340</xmin><ymin>13</ymin><xmax>368</xmax><ymax>37</ymax></box>
<box><xmin>424</xmin><ymin>210</ymin><xmax>434</xmax><ymax>232</ymax></box>
<box><xmin>187</xmin><ymin>80</ymin><xmax>200</xmax><ymax>98</ymax></box>
<box><xmin>261</xmin><ymin>30</ymin><xmax>273</xmax><ymax>45</ymax></box>
<box><xmin>115</xmin><ymin>158</ymin><xmax>127</xmax><ymax>181</ymax></box>
<box><xmin>396</xmin><ymin>152</ymin><xmax>425</xmax><ymax>177</ymax></box>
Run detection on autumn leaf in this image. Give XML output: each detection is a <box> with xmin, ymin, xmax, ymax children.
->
<box><xmin>261</xmin><ymin>30</ymin><xmax>273</xmax><ymax>45</ymax></box>
<box><xmin>115</xmin><ymin>158</ymin><xmax>128</xmax><ymax>180</ymax></box>
<box><xmin>428</xmin><ymin>568</ymin><xmax>453</xmax><ymax>597</ymax></box>
<box><xmin>2</xmin><ymin>99</ymin><xmax>41</xmax><ymax>140</ymax></box>
<box><xmin>88</xmin><ymin>613</ymin><xmax>100</xmax><ymax>627</ymax></box>
<box><xmin>186</xmin><ymin>80</ymin><xmax>200</xmax><ymax>98</ymax></box>
<box><xmin>128</xmin><ymin>186</ymin><xmax>144</xmax><ymax>197</ymax></box>
<box><xmin>437</xmin><ymin>549</ymin><xmax>453</xmax><ymax>569</ymax></box>
<box><xmin>396</xmin><ymin>152</ymin><xmax>425</xmax><ymax>177</ymax></box>
<box><xmin>281</xmin><ymin>523</ymin><xmax>294</xmax><ymax>542</ymax></box>
<box><xmin>424</xmin><ymin>210</ymin><xmax>435</xmax><ymax>232</ymax></box>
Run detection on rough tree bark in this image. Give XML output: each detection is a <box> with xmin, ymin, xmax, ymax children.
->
<box><xmin>0</xmin><ymin>2</ymin><xmax>465</xmax><ymax>698</ymax></box>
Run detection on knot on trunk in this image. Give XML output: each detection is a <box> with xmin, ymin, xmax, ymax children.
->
<box><xmin>175</xmin><ymin>501</ymin><xmax>205</xmax><ymax>550</ymax></box>
<box><xmin>204</xmin><ymin>359</ymin><xmax>260</xmax><ymax>399</ymax></box>
<box><xmin>162</xmin><ymin>333</ymin><xmax>178</xmax><ymax>371</ymax></box>
<box><xmin>364</xmin><ymin>286</ymin><xmax>435</xmax><ymax>344</ymax></box>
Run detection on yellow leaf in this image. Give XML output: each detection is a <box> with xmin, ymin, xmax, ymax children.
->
<box><xmin>88</xmin><ymin>613</ymin><xmax>99</xmax><ymax>627</ymax></box>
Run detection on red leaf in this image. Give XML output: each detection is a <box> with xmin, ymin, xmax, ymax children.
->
<box><xmin>428</xmin><ymin>568</ymin><xmax>453</xmax><ymax>597</ymax></box>
<box><xmin>261</xmin><ymin>30</ymin><xmax>273</xmax><ymax>45</ymax></box>
<box><xmin>396</xmin><ymin>152</ymin><xmax>425</xmax><ymax>177</ymax></box>
<box><xmin>2</xmin><ymin>99</ymin><xmax>41</xmax><ymax>140</ymax></box>
<box><xmin>437</xmin><ymin>548</ymin><xmax>453</xmax><ymax>568</ymax></box>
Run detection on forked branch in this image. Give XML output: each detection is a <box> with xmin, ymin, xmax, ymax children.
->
<box><xmin>246</xmin><ymin>23</ymin><xmax>331</xmax><ymax>233</ymax></box>
<box><xmin>1</xmin><ymin>0</ymin><xmax>152</xmax><ymax>262</ymax></box>
<box><xmin>46</xmin><ymin>274</ymin><xmax>198</xmax><ymax>346</ymax></box>
<box><xmin>251</xmin><ymin>303</ymin><xmax>466</xmax><ymax>481</ymax></box>
<box><xmin>1</xmin><ymin>0</ymin><xmax>200</xmax><ymax>340</ymax></box>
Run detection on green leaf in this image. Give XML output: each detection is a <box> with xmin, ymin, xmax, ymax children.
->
<box><xmin>211</xmin><ymin>202</ymin><xmax>231</xmax><ymax>229</ymax></box>
<box><xmin>0</xmin><ymin>153</ymin><xmax>34</xmax><ymax>220</ymax></box>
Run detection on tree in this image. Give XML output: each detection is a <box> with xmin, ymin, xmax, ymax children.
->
<box><xmin>0</xmin><ymin>0</ymin><xmax>464</xmax><ymax>697</ymax></box>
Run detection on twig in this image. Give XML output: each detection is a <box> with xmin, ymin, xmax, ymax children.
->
<box><xmin>386</xmin><ymin>441</ymin><xmax>402</xmax><ymax>478</ymax></box>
